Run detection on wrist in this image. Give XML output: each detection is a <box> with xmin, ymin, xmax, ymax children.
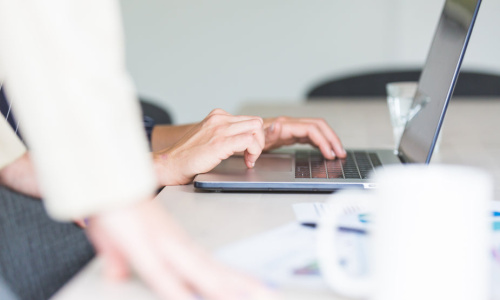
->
<box><xmin>152</xmin><ymin>149</ymin><xmax>192</xmax><ymax>186</ymax></box>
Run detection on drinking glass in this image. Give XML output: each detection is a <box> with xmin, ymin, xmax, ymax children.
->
<box><xmin>386</xmin><ymin>81</ymin><xmax>417</xmax><ymax>151</ymax></box>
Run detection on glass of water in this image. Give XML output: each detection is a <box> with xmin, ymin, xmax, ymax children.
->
<box><xmin>386</xmin><ymin>82</ymin><xmax>417</xmax><ymax>151</ymax></box>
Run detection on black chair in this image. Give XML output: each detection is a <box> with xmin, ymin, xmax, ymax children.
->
<box><xmin>139</xmin><ymin>98</ymin><xmax>173</xmax><ymax>125</ymax></box>
<box><xmin>306</xmin><ymin>69</ymin><xmax>500</xmax><ymax>99</ymax></box>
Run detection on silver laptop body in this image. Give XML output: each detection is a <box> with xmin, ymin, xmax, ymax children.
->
<box><xmin>194</xmin><ymin>0</ymin><xmax>482</xmax><ymax>192</ymax></box>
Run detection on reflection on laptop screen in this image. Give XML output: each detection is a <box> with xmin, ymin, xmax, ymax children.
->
<box><xmin>398</xmin><ymin>0</ymin><xmax>481</xmax><ymax>163</ymax></box>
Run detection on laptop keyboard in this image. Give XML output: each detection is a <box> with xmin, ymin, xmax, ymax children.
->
<box><xmin>294</xmin><ymin>150</ymin><xmax>382</xmax><ymax>179</ymax></box>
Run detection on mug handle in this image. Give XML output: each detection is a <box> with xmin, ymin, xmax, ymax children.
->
<box><xmin>317</xmin><ymin>191</ymin><xmax>374</xmax><ymax>299</ymax></box>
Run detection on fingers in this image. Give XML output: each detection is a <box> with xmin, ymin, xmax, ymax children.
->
<box><xmin>207</xmin><ymin>109</ymin><xmax>264</xmax><ymax>126</ymax></box>
<box><xmin>306</xmin><ymin>118</ymin><xmax>346</xmax><ymax>158</ymax></box>
<box><xmin>94</xmin><ymin>206</ymin><xmax>196</xmax><ymax>300</ymax></box>
<box><xmin>268</xmin><ymin>117</ymin><xmax>346</xmax><ymax>159</ymax></box>
<box><xmin>157</xmin><ymin>110</ymin><xmax>268</xmax><ymax>184</ymax></box>
<box><xmin>226</xmin><ymin>131</ymin><xmax>264</xmax><ymax>168</ymax></box>
<box><xmin>244</xmin><ymin>150</ymin><xmax>259</xmax><ymax>169</ymax></box>
<box><xmin>205</xmin><ymin>112</ymin><xmax>265</xmax><ymax>168</ymax></box>
<box><xmin>74</xmin><ymin>219</ymin><xmax>87</xmax><ymax>228</ymax></box>
<box><xmin>132</xmin><ymin>252</ymin><xmax>194</xmax><ymax>300</ymax></box>
<box><xmin>86</xmin><ymin>222</ymin><xmax>130</xmax><ymax>281</ymax></box>
<box><xmin>156</xmin><ymin>235</ymin><xmax>274</xmax><ymax>300</ymax></box>
<box><xmin>224</xmin><ymin>118</ymin><xmax>264</xmax><ymax>138</ymax></box>
<box><xmin>92</xmin><ymin>202</ymin><xmax>277</xmax><ymax>300</ymax></box>
<box><xmin>103</xmin><ymin>248</ymin><xmax>130</xmax><ymax>281</ymax></box>
<box><xmin>299</xmin><ymin>125</ymin><xmax>337</xmax><ymax>159</ymax></box>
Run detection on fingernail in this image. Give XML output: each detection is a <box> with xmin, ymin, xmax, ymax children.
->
<box><xmin>331</xmin><ymin>150</ymin><xmax>336</xmax><ymax>158</ymax></box>
<box><xmin>342</xmin><ymin>148</ymin><xmax>347</xmax><ymax>155</ymax></box>
<box><xmin>251</xmin><ymin>162</ymin><xmax>255</xmax><ymax>168</ymax></box>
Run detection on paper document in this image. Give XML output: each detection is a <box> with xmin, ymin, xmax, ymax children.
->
<box><xmin>292</xmin><ymin>202</ymin><xmax>332</xmax><ymax>224</ymax></box>
<box><xmin>215</xmin><ymin>223</ymin><xmax>328</xmax><ymax>290</ymax></box>
<box><xmin>216</xmin><ymin>209</ymin><xmax>370</xmax><ymax>290</ymax></box>
<box><xmin>293</xmin><ymin>202</ymin><xmax>370</xmax><ymax>232</ymax></box>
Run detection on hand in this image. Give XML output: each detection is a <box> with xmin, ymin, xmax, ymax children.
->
<box><xmin>153</xmin><ymin>109</ymin><xmax>265</xmax><ymax>186</ymax></box>
<box><xmin>0</xmin><ymin>152</ymin><xmax>41</xmax><ymax>198</ymax></box>
<box><xmin>86</xmin><ymin>200</ymin><xmax>276</xmax><ymax>300</ymax></box>
<box><xmin>263</xmin><ymin>116</ymin><xmax>346</xmax><ymax>159</ymax></box>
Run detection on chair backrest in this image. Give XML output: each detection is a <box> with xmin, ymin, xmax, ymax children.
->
<box><xmin>139</xmin><ymin>98</ymin><xmax>173</xmax><ymax>125</ymax></box>
<box><xmin>306</xmin><ymin>69</ymin><xmax>500</xmax><ymax>99</ymax></box>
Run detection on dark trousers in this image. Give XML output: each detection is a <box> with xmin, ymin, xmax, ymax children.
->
<box><xmin>0</xmin><ymin>186</ymin><xmax>95</xmax><ymax>300</ymax></box>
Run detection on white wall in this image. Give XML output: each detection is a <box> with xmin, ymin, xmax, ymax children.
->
<box><xmin>121</xmin><ymin>0</ymin><xmax>500</xmax><ymax>124</ymax></box>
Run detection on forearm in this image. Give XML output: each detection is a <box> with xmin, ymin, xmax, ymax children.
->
<box><xmin>0</xmin><ymin>0</ymin><xmax>157</xmax><ymax>220</ymax></box>
<box><xmin>151</xmin><ymin>123</ymin><xmax>196</xmax><ymax>151</ymax></box>
<box><xmin>0</xmin><ymin>152</ymin><xmax>41</xmax><ymax>199</ymax></box>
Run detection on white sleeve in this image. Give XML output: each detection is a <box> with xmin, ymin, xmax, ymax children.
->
<box><xmin>0</xmin><ymin>0</ymin><xmax>157</xmax><ymax>220</ymax></box>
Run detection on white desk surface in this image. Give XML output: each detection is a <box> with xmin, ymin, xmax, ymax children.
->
<box><xmin>52</xmin><ymin>98</ymin><xmax>500</xmax><ymax>300</ymax></box>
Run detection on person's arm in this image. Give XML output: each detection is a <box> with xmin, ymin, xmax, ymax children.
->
<box><xmin>151</xmin><ymin>116</ymin><xmax>346</xmax><ymax>158</ymax></box>
<box><xmin>0</xmin><ymin>152</ymin><xmax>40</xmax><ymax>199</ymax></box>
<box><xmin>0</xmin><ymin>1</ymin><xmax>274</xmax><ymax>299</ymax></box>
<box><xmin>87</xmin><ymin>199</ymin><xmax>275</xmax><ymax>300</ymax></box>
<box><xmin>151</xmin><ymin>114</ymin><xmax>346</xmax><ymax>186</ymax></box>
<box><xmin>151</xmin><ymin>123</ymin><xmax>196</xmax><ymax>152</ymax></box>
<box><xmin>0</xmin><ymin>116</ymin><xmax>38</xmax><ymax>197</ymax></box>
<box><xmin>0</xmin><ymin>0</ymin><xmax>157</xmax><ymax>219</ymax></box>
<box><xmin>153</xmin><ymin>109</ymin><xmax>265</xmax><ymax>186</ymax></box>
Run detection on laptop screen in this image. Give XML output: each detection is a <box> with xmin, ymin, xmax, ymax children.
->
<box><xmin>398</xmin><ymin>0</ymin><xmax>481</xmax><ymax>163</ymax></box>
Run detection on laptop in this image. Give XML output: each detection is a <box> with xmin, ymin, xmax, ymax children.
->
<box><xmin>194</xmin><ymin>0</ymin><xmax>482</xmax><ymax>192</ymax></box>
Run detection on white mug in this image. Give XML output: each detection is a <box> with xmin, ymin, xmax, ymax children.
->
<box><xmin>317</xmin><ymin>165</ymin><xmax>492</xmax><ymax>300</ymax></box>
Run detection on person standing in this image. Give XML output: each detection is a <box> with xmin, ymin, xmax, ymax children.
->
<box><xmin>0</xmin><ymin>1</ymin><xmax>272</xmax><ymax>299</ymax></box>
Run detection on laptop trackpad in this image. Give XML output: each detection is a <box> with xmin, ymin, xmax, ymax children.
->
<box><xmin>217</xmin><ymin>154</ymin><xmax>293</xmax><ymax>173</ymax></box>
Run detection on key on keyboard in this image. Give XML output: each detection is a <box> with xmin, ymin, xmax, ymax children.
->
<box><xmin>294</xmin><ymin>150</ymin><xmax>380</xmax><ymax>179</ymax></box>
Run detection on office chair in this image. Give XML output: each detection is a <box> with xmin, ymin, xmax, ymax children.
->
<box><xmin>139</xmin><ymin>98</ymin><xmax>173</xmax><ymax>125</ymax></box>
<box><xmin>306</xmin><ymin>69</ymin><xmax>500</xmax><ymax>99</ymax></box>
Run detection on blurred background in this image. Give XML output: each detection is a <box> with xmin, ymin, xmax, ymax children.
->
<box><xmin>121</xmin><ymin>0</ymin><xmax>500</xmax><ymax>124</ymax></box>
